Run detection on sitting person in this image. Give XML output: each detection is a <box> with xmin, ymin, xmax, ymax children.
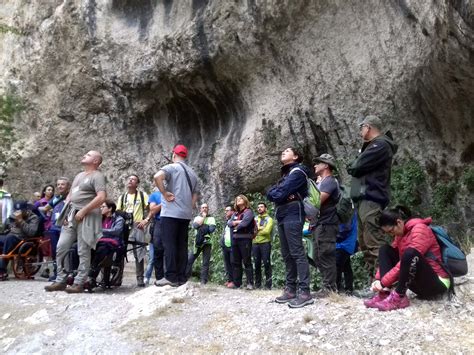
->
<box><xmin>88</xmin><ymin>200</ymin><xmax>125</xmax><ymax>284</ymax></box>
<box><xmin>364</xmin><ymin>206</ymin><xmax>450</xmax><ymax>311</ymax></box>
<box><xmin>0</xmin><ymin>201</ymin><xmax>40</xmax><ymax>280</ymax></box>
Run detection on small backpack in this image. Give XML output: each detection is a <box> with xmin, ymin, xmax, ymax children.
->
<box><xmin>427</xmin><ymin>225</ymin><xmax>468</xmax><ymax>278</ymax></box>
<box><xmin>335</xmin><ymin>184</ymin><xmax>354</xmax><ymax>224</ymax></box>
<box><xmin>290</xmin><ymin>167</ymin><xmax>321</xmax><ymax>225</ymax></box>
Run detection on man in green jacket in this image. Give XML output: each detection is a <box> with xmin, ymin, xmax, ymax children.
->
<box><xmin>186</xmin><ymin>203</ymin><xmax>216</xmax><ymax>284</ymax></box>
<box><xmin>252</xmin><ymin>202</ymin><xmax>274</xmax><ymax>289</ymax></box>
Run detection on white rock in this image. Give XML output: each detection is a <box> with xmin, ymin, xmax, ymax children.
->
<box><xmin>2</xmin><ymin>313</ymin><xmax>11</xmax><ymax>320</ymax></box>
<box><xmin>379</xmin><ymin>339</ymin><xmax>391</xmax><ymax>346</ymax></box>
<box><xmin>425</xmin><ymin>335</ymin><xmax>434</xmax><ymax>341</ymax></box>
<box><xmin>318</xmin><ymin>329</ymin><xmax>327</xmax><ymax>337</ymax></box>
<box><xmin>43</xmin><ymin>329</ymin><xmax>56</xmax><ymax>337</ymax></box>
<box><xmin>299</xmin><ymin>334</ymin><xmax>312</xmax><ymax>342</ymax></box>
<box><xmin>23</xmin><ymin>309</ymin><xmax>49</xmax><ymax>325</ymax></box>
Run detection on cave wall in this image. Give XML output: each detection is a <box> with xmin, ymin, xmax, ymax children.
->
<box><xmin>0</xmin><ymin>0</ymin><xmax>472</xmax><ymax>211</ymax></box>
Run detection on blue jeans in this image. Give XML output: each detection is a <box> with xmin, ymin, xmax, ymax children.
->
<box><xmin>145</xmin><ymin>243</ymin><xmax>154</xmax><ymax>280</ymax></box>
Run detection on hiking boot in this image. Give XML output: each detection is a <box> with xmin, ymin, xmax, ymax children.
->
<box><xmin>154</xmin><ymin>278</ymin><xmax>178</xmax><ymax>287</ymax></box>
<box><xmin>288</xmin><ymin>292</ymin><xmax>314</xmax><ymax>308</ymax></box>
<box><xmin>0</xmin><ymin>272</ymin><xmax>8</xmax><ymax>281</ymax></box>
<box><xmin>363</xmin><ymin>291</ymin><xmax>390</xmax><ymax>308</ymax></box>
<box><xmin>44</xmin><ymin>282</ymin><xmax>67</xmax><ymax>292</ymax></box>
<box><xmin>376</xmin><ymin>291</ymin><xmax>410</xmax><ymax>311</ymax></box>
<box><xmin>275</xmin><ymin>288</ymin><xmax>297</xmax><ymax>304</ymax></box>
<box><xmin>40</xmin><ymin>268</ymin><xmax>50</xmax><ymax>279</ymax></box>
<box><xmin>65</xmin><ymin>284</ymin><xmax>84</xmax><ymax>294</ymax></box>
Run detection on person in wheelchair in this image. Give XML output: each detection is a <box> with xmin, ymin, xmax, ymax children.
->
<box><xmin>0</xmin><ymin>201</ymin><xmax>40</xmax><ymax>281</ymax></box>
<box><xmin>88</xmin><ymin>200</ymin><xmax>125</xmax><ymax>288</ymax></box>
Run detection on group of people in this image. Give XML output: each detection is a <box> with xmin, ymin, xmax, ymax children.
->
<box><xmin>0</xmin><ymin>115</ymin><xmax>453</xmax><ymax>311</ymax></box>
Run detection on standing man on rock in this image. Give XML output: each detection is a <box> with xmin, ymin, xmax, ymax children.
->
<box><xmin>116</xmin><ymin>174</ymin><xmax>149</xmax><ymax>287</ymax></box>
<box><xmin>347</xmin><ymin>115</ymin><xmax>397</xmax><ymax>280</ymax></box>
<box><xmin>186</xmin><ymin>203</ymin><xmax>216</xmax><ymax>284</ymax></box>
<box><xmin>252</xmin><ymin>202</ymin><xmax>274</xmax><ymax>289</ymax></box>
<box><xmin>154</xmin><ymin>144</ymin><xmax>199</xmax><ymax>287</ymax></box>
<box><xmin>45</xmin><ymin>150</ymin><xmax>106</xmax><ymax>293</ymax></box>
<box><xmin>312</xmin><ymin>154</ymin><xmax>340</xmax><ymax>296</ymax></box>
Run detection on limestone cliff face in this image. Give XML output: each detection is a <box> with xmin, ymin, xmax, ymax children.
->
<box><xmin>0</xmin><ymin>0</ymin><xmax>473</xmax><ymax>211</ymax></box>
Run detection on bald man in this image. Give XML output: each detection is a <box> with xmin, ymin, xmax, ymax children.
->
<box><xmin>45</xmin><ymin>151</ymin><xmax>107</xmax><ymax>293</ymax></box>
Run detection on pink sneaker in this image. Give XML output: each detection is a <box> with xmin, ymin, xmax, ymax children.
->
<box><xmin>363</xmin><ymin>291</ymin><xmax>389</xmax><ymax>308</ymax></box>
<box><xmin>376</xmin><ymin>291</ymin><xmax>410</xmax><ymax>311</ymax></box>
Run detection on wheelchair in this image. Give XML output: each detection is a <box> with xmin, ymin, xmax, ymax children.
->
<box><xmin>65</xmin><ymin>238</ymin><xmax>126</xmax><ymax>291</ymax></box>
<box><xmin>0</xmin><ymin>236</ymin><xmax>51</xmax><ymax>279</ymax></box>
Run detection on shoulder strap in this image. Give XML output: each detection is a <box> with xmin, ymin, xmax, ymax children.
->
<box><xmin>290</xmin><ymin>167</ymin><xmax>308</xmax><ymax>179</ymax></box>
<box><xmin>140</xmin><ymin>191</ymin><xmax>145</xmax><ymax>217</ymax></box>
<box><xmin>177</xmin><ymin>162</ymin><xmax>194</xmax><ymax>195</ymax></box>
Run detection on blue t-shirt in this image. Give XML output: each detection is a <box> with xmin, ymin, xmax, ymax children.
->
<box><xmin>148</xmin><ymin>191</ymin><xmax>162</xmax><ymax>221</ymax></box>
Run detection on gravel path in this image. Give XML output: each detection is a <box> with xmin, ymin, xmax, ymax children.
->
<box><xmin>1</xmin><ymin>257</ymin><xmax>473</xmax><ymax>354</ymax></box>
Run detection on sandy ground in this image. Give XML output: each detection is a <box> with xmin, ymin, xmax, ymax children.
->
<box><xmin>1</xmin><ymin>256</ymin><xmax>473</xmax><ymax>354</ymax></box>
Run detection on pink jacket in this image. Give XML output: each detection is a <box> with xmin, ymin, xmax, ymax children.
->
<box><xmin>377</xmin><ymin>218</ymin><xmax>449</xmax><ymax>287</ymax></box>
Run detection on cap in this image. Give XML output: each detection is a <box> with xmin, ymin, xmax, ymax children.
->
<box><xmin>173</xmin><ymin>144</ymin><xmax>188</xmax><ymax>158</ymax></box>
<box><xmin>359</xmin><ymin>115</ymin><xmax>383</xmax><ymax>130</ymax></box>
<box><xmin>314</xmin><ymin>153</ymin><xmax>337</xmax><ymax>169</ymax></box>
<box><xmin>13</xmin><ymin>200</ymin><xmax>29</xmax><ymax>211</ymax></box>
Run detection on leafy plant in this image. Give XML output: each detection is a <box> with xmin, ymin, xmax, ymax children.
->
<box><xmin>390</xmin><ymin>159</ymin><xmax>426</xmax><ymax>211</ymax></box>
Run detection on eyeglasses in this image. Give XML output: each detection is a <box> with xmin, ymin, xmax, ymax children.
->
<box><xmin>224</xmin><ymin>209</ymin><xmax>232</xmax><ymax>212</ymax></box>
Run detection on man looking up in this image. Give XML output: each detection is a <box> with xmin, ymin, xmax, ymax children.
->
<box><xmin>154</xmin><ymin>144</ymin><xmax>199</xmax><ymax>287</ymax></box>
<box><xmin>186</xmin><ymin>203</ymin><xmax>216</xmax><ymax>284</ymax></box>
<box><xmin>45</xmin><ymin>150</ymin><xmax>106</xmax><ymax>293</ymax></box>
<box><xmin>347</xmin><ymin>115</ymin><xmax>397</xmax><ymax>281</ymax></box>
<box><xmin>116</xmin><ymin>174</ymin><xmax>149</xmax><ymax>287</ymax></box>
<box><xmin>252</xmin><ymin>202</ymin><xmax>274</xmax><ymax>289</ymax></box>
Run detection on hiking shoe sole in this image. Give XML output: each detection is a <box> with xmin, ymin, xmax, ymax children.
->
<box><xmin>288</xmin><ymin>298</ymin><xmax>315</xmax><ymax>308</ymax></box>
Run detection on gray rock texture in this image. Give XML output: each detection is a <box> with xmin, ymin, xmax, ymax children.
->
<box><xmin>0</xmin><ymin>1</ymin><xmax>473</xmax><ymax>209</ymax></box>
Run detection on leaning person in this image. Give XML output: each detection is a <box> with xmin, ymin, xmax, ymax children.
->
<box><xmin>267</xmin><ymin>147</ymin><xmax>314</xmax><ymax>308</ymax></box>
<box><xmin>364</xmin><ymin>206</ymin><xmax>449</xmax><ymax>311</ymax></box>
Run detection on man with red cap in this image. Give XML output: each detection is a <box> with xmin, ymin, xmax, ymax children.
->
<box><xmin>154</xmin><ymin>144</ymin><xmax>199</xmax><ymax>286</ymax></box>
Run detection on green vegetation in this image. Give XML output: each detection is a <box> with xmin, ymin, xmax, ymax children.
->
<box><xmin>462</xmin><ymin>167</ymin><xmax>474</xmax><ymax>193</ymax></box>
<box><xmin>390</xmin><ymin>159</ymin><xmax>426</xmax><ymax>211</ymax></box>
<box><xmin>0</xmin><ymin>23</ymin><xmax>23</xmax><ymax>35</ymax></box>
<box><xmin>0</xmin><ymin>94</ymin><xmax>23</xmax><ymax>172</ymax></box>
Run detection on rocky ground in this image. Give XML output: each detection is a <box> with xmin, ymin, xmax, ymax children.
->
<box><xmin>1</xmin><ymin>253</ymin><xmax>473</xmax><ymax>354</ymax></box>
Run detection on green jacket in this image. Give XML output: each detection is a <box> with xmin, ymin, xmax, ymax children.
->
<box><xmin>253</xmin><ymin>213</ymin><xmax>274</xmax><ymax>244</ymax></box>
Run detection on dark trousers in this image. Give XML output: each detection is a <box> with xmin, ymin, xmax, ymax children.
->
<box><xmin>222</xmin><ymin>244</ymin><xmax>233</xmax><ymax>282</ymax></box>
<box><xmin>313</xmin><ymin>224</ymin><xmax>338</xmax><ymax>291</ymax></box>
<box><xmin>278</xmin><ymin>221</ymin><xmax>311</xmax><ymax>292</ymax></box>
<box><xmin>231</xmin><ymin>238</ymin><xmax>253</xmax><ymax>287</ymax></box>
<box><xmin>336</xmin><ymin>249</ymin><xmax>353</xmax><ymax>292</ymax></box>
<box><xmin>160</xmin><ymin>217</ymin><xmax>190</xmax><ymax>284</ymax></box>
<box><xmin>252</xmin><ymin>242</ymin><xmax>272</xmax><ymax>289</ymax></box>
<box><xmin>379</xmin><ymin>245</ymin><xmax>447</xmax><ymax>299</ymax></box>
<box><xmin>152</xmin><ymin>220</ymin><xmax>165</xmax><ymax>280</ymax></box>
<box><xmin>0</xmin><ymin>234</ymin><xmax>21</xmax><ymax>272</ymax></box>
<box><xmin>186</xmin><ymin>243</ymin><xmax>211</xmax><ymax>283</ymax></box>
<box><xmin>45</xmin><ymin>229</ymin><xmax>61</xmax><ymax>260</ymax></box>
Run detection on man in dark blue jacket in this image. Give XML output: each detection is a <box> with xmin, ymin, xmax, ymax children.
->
<box><xmin>347</xmin><ymin>115</ymin><xmax>397</xmax><ymax>279</ymax></box>
<box><xmin>267</xmin><ymin>147</ymin><xmax>314</xmax><ymax>308</ymax></box>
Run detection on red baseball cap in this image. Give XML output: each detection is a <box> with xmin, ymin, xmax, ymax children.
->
<box><xmin>173</xmin><ymin>144</ymin><xmax>188</xmax><ymax>158</ymax></box>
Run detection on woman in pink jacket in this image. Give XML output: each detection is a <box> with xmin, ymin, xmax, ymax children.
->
<box><xmin>364</xmin><ymin>207</ymin><xmax>449</xmax><ymax>311</ymax></box>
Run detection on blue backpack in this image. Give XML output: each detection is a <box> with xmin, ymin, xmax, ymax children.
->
<box><xmin>427</xmin><ymin>225</ymin><xmax>468</xmax><ymax>278</ymax></box>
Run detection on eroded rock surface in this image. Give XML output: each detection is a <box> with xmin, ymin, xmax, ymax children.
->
<box><xmin>0</xmin><ymin>1</ymin><xmax>473</xmax><ymax>209</ymax></box>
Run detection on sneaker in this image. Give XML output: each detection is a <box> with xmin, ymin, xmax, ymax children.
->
<box><xmin>48</xmin><ymin>274</ymin><xmax>57</xmax><ymax>282</ymax></box>
<box><xmin>376</xmin><ymin>291</ymin><xmax>410</xmax><ymax>311</ymax></box>
<box><xmin>40</xmin><ymin>268</ymin><xmax>50</xmax><ymax>279</ymax></box>
<box><xmin>44</xmin><ymin>282</ymin><xmax>67</xmax><ymax>292</ymax></box>
<box><xmin>0</xmin><ymin>273</ymin><xmax>8</xmax><ymax>281</ymax></box>
<box><xmin>154</xmin><ymin>278</ymin><xmax>178</xmax><ymax>287</ymax></box>
<box><xmin>65</xmin><ymin>284</ymin><xmax>84</xmax><ymax>294</ymax></box>
<box><xmin>275</xmin><ymin>288</ymin><xmax>297</xmax><ymax>304</ymax></box>
<box><xmin>226</xmin><ymin>282</ymin><xmax>237</xmax><ymax>289</ymax></box>
<box><xmin>363</xmin><ymin>291</ymin><xmax>390</xmax><ymax>308</ymax></box>
<box><xmin>246</xmin><ymin>284</ymin><xmax>254</xmax><ymax>290</ymax></box>
<box><xmin>144</xmin><ymin>278</ymin><xmax>150</xmax><ymax>286</ymax></box>
<box><xmin>288</xmin><ymin>292</ymin><xmax>314</xmax><ymax>308</ymax></box>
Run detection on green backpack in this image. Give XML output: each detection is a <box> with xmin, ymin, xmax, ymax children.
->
<box><xmin>290</xmin><ymin>167</ymin><xmax>321</xmax><ymax>225</ymax></box>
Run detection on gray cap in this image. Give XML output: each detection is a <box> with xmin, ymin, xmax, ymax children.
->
<box><xmin>314</xmin><ymin>153</ymin><xmax>337</xmax><ymax>169</ymax></box>
<box><xmin>359</xmin><ymin>115</ymin><xmax>383</xmax><ymax>130</ymax></box>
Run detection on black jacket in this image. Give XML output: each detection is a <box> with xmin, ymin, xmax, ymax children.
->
<box><xmin>347</xmin><ymin>133</ymin><xmax>398</xmax><ymax>208</ymax></box>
